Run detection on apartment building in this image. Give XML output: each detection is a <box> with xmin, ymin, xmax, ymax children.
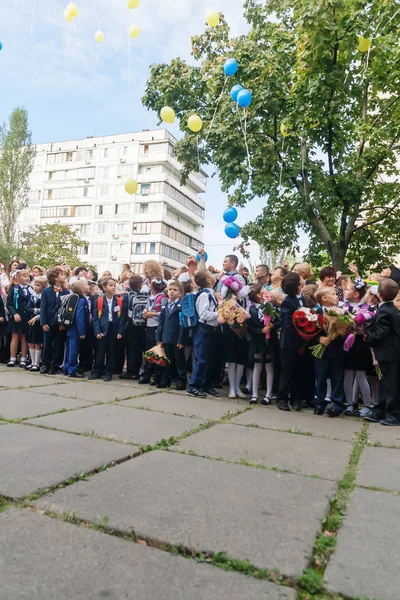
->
<box><xmin>17</xmin><ymin>129</ymin><xmax>207</xmax><ymax>274</ymax></box>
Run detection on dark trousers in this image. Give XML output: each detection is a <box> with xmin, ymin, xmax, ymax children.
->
<box><xmin>161</xmin><ymin>343</ymin><xmax>187</xmax><ymax>385</ymax></box>
<box><xmin>93</xmin><ymin>328</ymin><xmax>117</xmax><ymax>377</ymax></box>
<box><xmin>315</xmin><ymin>358</ymin><xmax>344</xmax><ymax>411</ymax></box>
<box><xmin>375</xmin><ymin>361</ymin><xmax>400</xmax><ymax>421</ymax></box>
<box><xmin>277</xmin><ymin>349</ymin><xmax>302</xmax><ymax>403</ymax></box>
<box><xmin>125</xmin><ymin>324</ymin><xmax>146</xmax><ymax>376</ymax></box>
<box><xmin>42</xmin><ymin>325</ymin><xmax>62</xmax><ymax>369</ymax></box>
<box><xmin>189</xmin><ymin>323</ymin><xmax>215</xmax><ymax>391</ymax></box>
<box><xmin>79</xmin><ymin>329</ymin><xmax>95</xmax><ymax>372</ymax></box>
<box><xmin>65</xmin><ymin>336</ymin><xmax>80</xmax><ymax>375</ymax></box>
<box><xmin>115</xmin><ymin>336</ymin><xmax>126</xmax><ymax>374</ymax></box>
<box><xmin>212</xmin><ymin>326</ymin><xmax>224</xmax><ymax>386</ymax></box>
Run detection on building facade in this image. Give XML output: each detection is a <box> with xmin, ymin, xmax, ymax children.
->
<box><xmin>17</xmin><ymin>129</ymin><xmax>207</xmax><ymax>274</ymax></box>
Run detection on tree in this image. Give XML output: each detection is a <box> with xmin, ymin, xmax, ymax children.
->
<box><xmin>143</xmin><ymin>0</ymin><xmax>400</xmax><ymax>270</ymax></box>
<box><xmin>18</xmin><ymin>224</ymin><xmax>87</xmax><ymax>269</ymax></box>
<box><xmin>0</xmin><ymin>107</ymin><xmax>36</xmax><ymax>246</ymax></box>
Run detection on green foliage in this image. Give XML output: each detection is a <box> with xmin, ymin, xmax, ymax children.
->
<box><xmin>17</xmin><ymin>224</ymin><xmax>87</xmax><ymax>269</ymax></box>
<box><xmin>298</xmin><ymin>568</ymin><xmax>324</xmax><ymax>595</ymax></box>
<box><xmin>143</xmin><ymin>1</ymin><xmax>400</xmax><ymax>269</ymax></box>
<box><xmin>0</xmin><ymin>107</ymin><xmax>36</xmax><ymax>246</ymax></box>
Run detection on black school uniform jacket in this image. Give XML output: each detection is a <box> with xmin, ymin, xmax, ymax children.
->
<box><xmin>7</xmin><ymin>285</ymin><xmax>31</xmax><ymax>323</ymax></box>
<box><xmin>156</xmin><ymin>301</ymin><xmax>185</xmax><ymax>346</ymax></box>
<box><xmin>279</xmin><ymin>295</ymin><xmax>305</xmax><ymax>351</ymax></box>
<box><xmin>365</xmin><ymin>302</ymin><xmax>400</xmax><ymax>362</ymax></box>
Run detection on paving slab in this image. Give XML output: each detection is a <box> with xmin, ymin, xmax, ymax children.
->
<box><xmin>121</xmin><ymin>391</ymin><xmax>248</xmax><ymax>419</ymax></box>
<box><xmin>0</xmin><ymin>424</ymin><xmax>136</xmax><ymax>498</ymax></box>
<box><xmin>0</xmin><ymin>389</ymin><xmax>90</xmax><ymax>420</ymax></box>
<box><xmin>25</xmin><ymin>381</ymin><xmax>139</xmax><ymax>403</ymax></box>
<box><xmin>325</xmin><ymin>487</ymin><xmax>400</xmax><ymax>600</ymax></box>
<box><xmin>177</xmin><ymin>423</ymin><xmax>351</xmax><ymax>480</ymax></box>
<box><xmin>233</xmin><ymin>407</ymin><xmax>362</xmax><ymax>441</ymax></box>
<box><xmin>0</xmin><ymin>371</ymin><xmax>65</xmax><ymax>389</ymax></box>
<box><xmin>31</xmin><ymin>404</ymin><xmax>204</xmax><ymax>445</ymax></box>
<box><xmin>356</xmin><ymin>446</ymin><xmax>400</xmax><ymax>491</ymax></box>
<box><xmin>367</xmin><ymin>423</ymin><xmax>400</xmax><ymax>448</ymax></box>
<box><xmin>36</xmin><ymin>451</ymin><xmax>335</xmax><ymax>577</ymax></box>
<box><xmin>0</xmin><ymin>509</ymin><xmax>294</xmax><ymax>600</ymax></box>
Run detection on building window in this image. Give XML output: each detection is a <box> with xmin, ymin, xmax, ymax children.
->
<box><xmin>143</xmin><ymin>144</ymin><xmax>149</xmax><ymax>156</ymax></box>
<box><xmin>115</xmin><ymin>204</ymin><xmax>119</xmax><ymax>215</ymax></box>
<box><xmin>146</xmin><ymin>167</ymin><xmax>151</xmax><ymax>173</ymax></box>
<box><xmin>67</xmin><ymin>152</ymin><xmax>73</xmax><ymax>162</ymax></box>
<box><xmin>83</xmin><ymin>187</ymin><xmax>88</xmax><ymax>197</ymax></box>
<box><xmin>123</xmin><ymin>146</ymin><xmax>128</xmax><ymax>156</ymax></box>
<box><xmin>86</xmin><ymin>149</ymin><xmax>93</xmax><ymax>159</ymax></box>
<box><xmin>104</xmin><ymin>148</ymin><xmax>108</xmax><ymax>158</ymax></box>
<box><xmin>40</xmin><ymin>206</ymin><xmax>75</xmax><ymax>218</ymax></box>
<box><xmin>139</xmin><ymin>204</ymin><xmax>148</xmax><ymax>214</ymax></box>
<box><xmin>141</xmin><ymin>184</ymin><xmax>150</xmax><ymax>196</ymax></box>
<box><xmin>78</xmin><ymin>244</ymin><xmax>89</xmax><ymax>255</ymax></box>
<box><xmin>48</xmin><ymin>172</ymin><xmax>53</xmax><ymax>181</ymax></box>
<box><xmin>76</xmin><ymin>205</ymin><xmax>91</xmax><ymax>217</ymax></box>
<box><xmin>135</xmin><ymin>243</ymin><xmax>141</xmax><ymax>254</ymax></box>
<box><xmin>79</xmin><ymin>224</ymin><xmax>91</xmax><ymax>235</ymax></box>
<box><xmin>100</xmin><ymin>186</ymin><xmax>109</xmax><ymax>196</ymax></box>
<box><xmin>99</xmin><ymin>205</ymin><xmax>103</xmax><ymax>216</ymax></box>
<box><xmin>150</xmin><ymin>242</ymin><xmax>155</xmax><ymax>254</ymax></box>
<box><xmin>131</xmin><ymin>242</ymin><xmax>160</xmax><ymax>255</ymax></box>
<box><xmin>97</xmin><ymin>223</ymin><xmax>108</xmax><ymax>234</ymax></box>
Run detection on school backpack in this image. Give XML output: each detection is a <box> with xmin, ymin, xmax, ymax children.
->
<box><xmin>57</xmin><ymin>293</ymin><xmax>79</xmax><ymax>328</ymax></box>
<box><xmin>128</xmin><ymin>292</ymin><xmax>149</xmax><ymax>326</ymax></box>
<box><xmin>179</xmin><ymin>290</ymin><xmax>217</xmax><ymax>329</ymax></box>
<box><xmin>97</xmin><ymin>295</ymin><xmax>123</xmax><ymax>318</ymax></box>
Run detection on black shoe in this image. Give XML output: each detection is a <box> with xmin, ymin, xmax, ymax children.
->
<box><xmin>119</xmin><ymin>373</ymin><xmax>134</xmax><ymax>380</ymax></box>
<box><xmin>7</xmin><ymin>360</ymin><xmax>16</xmax><ymax>368</ymax></box>
<box><xmin>314</xmin><ymin>404</ymin><xmax>327</xmax><ymax>416</ymax></box>
<box><xmin>327</xmin><ymin>407</ymin><xmax>344</xmax><ymax>418</ymax></box>
<box><xmin>103</xmin><ymin>376</ymin><xmax>112</xmax><ymax>382</ymax></box>
<box><xmin>89</xmin><ymin>374</ymin><xmax>100</xmax><ymax>380</ymax></box>
<box><xmin>244</xmin><ymin>387</ymin><xmax>251</xmax><ymax>395</ymax></box>
<box><xmin>290</xmin><ymin>401</ymin><xmax>301</xmax><ymax>411</ymax></box>
<box><xmin>30</xmin><ymin>365</ymin><xmax>39</xmax><ymax>372</ymax></box>
<box><xmin>40</xmin><ymin>366</ymin><xmax>50</xmax><ymax>374</ymax></box>
<box><xmin>138</xmin><ymin>377</ymin><xmax>150</xmax><ymax>384</ymax></box>
<box><xmin>364</xmin><ymin>412</ymin><xmax>384</xmax><ymax>423</ymax></box>
<box><xmin>175</xmin><ymin>382</ymin><xmax>186</xmax><ymax>391</ymax></box>
<box><xmin>277</xmin><ymin>401</ymin><xmax>290</xmax><ymax>412</ymax></box>
<box><xmin>261</xmin><ymin>397</ymin><xmax>271</xmax><ymax>406</ymax></box>
<box><xmin>186</xmin><ymin>388</ymin><xmax>207</xmax><ymax>398</ymax></box>
<box><xmin>213</xmin><ymin>382</ymin><xmax>223</xmax><ymax>389</ymax></box>
<box><xmin>204</xmin><ymin>388</ymin><xmax>220</xmax><ymax>397</ymax></box>
<box><xmin>68</xmin><ymin>372</ymin><xmax>85</xmax><ymax>379</ymax></box>
<box><xmin>48</xmin><ymin>368</ymin><xmax>58</xmax><ymax>375</ymax></box>
<box><xmin>250</xmin><ymin>397</ymin><xmax>258</xmax><ymax>405</ymax></box>
<box><xmin>156</xmin><ymin>383</ymin><xmax>170</xmax><ymax>389</ymax></box>
<box><xmin>380</xmin><ymin>416</ymin><xmax>400</xmax><ymax>426</ymax></box>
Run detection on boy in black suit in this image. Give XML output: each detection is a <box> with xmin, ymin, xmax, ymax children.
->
<box><xmin>120</xmin><ymin>274</ymin><xmax>147</xmax><ymax>380</ymax></box>
<box><xmin>365</xmin><ymin>278</ymin><xmax>400</xmax><ymax>426</ymax></box>
<box><xmin>156</xmin><ymin>280</ymin><xmax>186</xmax><ymax>390</ymax></box>
<box><xmin>90</xmin><ymin>278</ymin><xmax>124</xmax><ymax>382</ymax></box>
<box><xmin>277</xmin><ymin>272</ymin><xmax>305</xmax><ymax>411</ymax></box>
<box><xmin>40</xmin><ymin>266</ymin><xmax>70</xmax><ymax>374</ymax></box>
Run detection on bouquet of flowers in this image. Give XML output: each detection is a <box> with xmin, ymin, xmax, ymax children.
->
<box><xmin>262</xmin><ymin>290</ymin><xmax>279</xmax><ymax>340</ymax></box>
<box><xmin>220</xmin><ymin>275</ymin><xmax>244</xmax><ymax>295</ymax></box>
<box><xmin>144</xmin><ymin>345</ymin><xmax>170</xmax><ymax>367</ymax></box>
<box><xmin>343</xmin><ymin>307</ymin><xmax>382</xmax><ymax>379</ymax></box>
<box><xmin>292</xmin><ymin>307</ymin><xmax>324</xmax><ymax>341</ymax></box>
<box><xmin>208</xmin><ymin>265</ymin><xmax>220</xmax><ymax>275</ymax></box>
<box><xmin>310</xmin><ymin>307</ymin><xmax>355</xmax><ymax>359</ymax></box>
<box><xmin>217</xmin><ymin>298</ymin><xmax>248</xmax><ymax>338</ymax></box>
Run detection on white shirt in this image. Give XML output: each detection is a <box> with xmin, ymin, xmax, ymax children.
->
<box><xmin>107</xmin><ymin>297</ymin><xmax>113</xmax><ymax>322</ymax></box>
<box><xmin>196</xmin><ymin>288</ymin><xmax>218</xmax><ymax>327</ymax></box>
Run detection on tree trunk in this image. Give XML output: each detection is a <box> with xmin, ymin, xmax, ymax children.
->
<box><xmin>330</xmin><ymin>242</ymin><xmax>347</xmax><ymax>273</ymax></box>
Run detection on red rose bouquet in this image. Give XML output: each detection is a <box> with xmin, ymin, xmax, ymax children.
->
<box><xmin>144</xmin><ymin>345</ymin><xmax>170</xmax><ymax>367</ymax></box>
<box><xmin>292</xmin><ymin>307</ymin><xmax>324</xmax><ymax>341</ymax></box>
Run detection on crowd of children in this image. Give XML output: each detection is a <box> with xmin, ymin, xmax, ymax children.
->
<box><xmin>1</xmin><ymin>255</ymin><xmax>400</xmax><ymax>426</ymax></box>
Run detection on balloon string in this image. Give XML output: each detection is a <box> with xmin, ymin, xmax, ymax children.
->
<box><xmin>279</xmin><ymin>138</ymin><xmax>285</xmax><ymax>193</ymax></box>
<box><xmin>92</xmin><ymin>0</ymin><xmax>101</xmax><ymax>29</ymax></box>
<box><xmin>114</xmin><ymin>30</ymin><xmax>125</xmax><ymax>55</ymax></box>
<box><xmin>205</xmin><ymin>76</ymin><xmax>228</xmax><ymax>143</ymax></box>
<box><xmin>73</xmin><ymin>20</ymin><xmax>85</xmax><ymax>65</ymax></box>
<box><xmin>30</xmin><ymin>0</ymin><xmax>36</xmax><ymax>41</ymax></box>
<box><xmin>196</xmin><ymin>135</ymin><xmax>201</xmax><ymax>170</ymax></box>
<box><xmin>94</xmin><ymin>44</ymin><xmax>99</xmax><ymax>73</ymax></box>
<box><xmin>128</xmin><ymin>37</ymin><xmax>132</xmax><ymax>88</ymax></box>
<box><xmin>236</xmin><ymin>105</ymin><xmax>252</xmax><ymax>181</ymax></box>
<box><xmin>61</xmin><ymin>21</ymin><xmax>72</xmax><ymax>57</ymax></box>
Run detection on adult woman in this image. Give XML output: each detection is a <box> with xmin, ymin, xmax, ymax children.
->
<box><xmin>292</xmin><ymin>262</ymin><xmax>313</xmax><ymax>285</ymax></box>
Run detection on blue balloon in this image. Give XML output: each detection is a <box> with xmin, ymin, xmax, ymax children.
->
<box><xmin>224</xmin><ymin>58</ymin><xmax>238</xmax><ymax>77</ymax></box>
<box><xmin>237</xmin><ymin>89</ymin><xmax>252</xmax><ymax>108</ymax></box>
<box><xmin>196</xmin><ymin>251</ymin><xmax>208</xmax><ymax>262</ymax></box>
<box><xmin>223</xmin><ymin>207</ymin><xmax>238</xmax><ymax>223</ymax></box>
<box><xmin>0</xmin><ymin>42</ymin><xmax>3</xmax><ymax>51</ymax></box>
<box><xmin>225</xmin><ymin>222</ymin><xmax>240</xmax><ymax>239</ymax></box>
<box><xmin>230</xmin><ymin>84</ymin><xmax>243</xmax><ymax>102</ymax></box>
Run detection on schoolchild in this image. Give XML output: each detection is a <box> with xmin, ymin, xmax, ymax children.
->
<box><xmin>156</xmin><ymin>280</ymin><xmax>186</xmax><ymax>390</ymax></box>
<box><xmin>64</xmin><ymin>279</ymin><xmax>90</xmax><ymax>378</ymax></box>
<box><xmin>120</xmin><ymin>274</ymin><xmax>147</xmax><ymax>380</ymax></box>
<box><xmin>40</xmin><ymin>266</ymin><xmax>70</xmax><ymax>374</ymax></box>
<box><xmin>27</xmin><ymin>276</ymin><xmax>48</xmax><ymax>372</ymax></box>
<box><xmin>0</xmin><ymin>279</ymin><xmax>9</xmax><ymax>364</ymax></box>
<box><xmin>90</xmin><ymin>277</ymin><xmax>123</xmax><ymax>382</ymax></box>
<box><xmin>6</xmin><ymin>269</ymin><xmax>32</xmax><ymax>368</ymax></box>
<box><xmin>139</xmin><ymin>278</ymin><xmax>167</xmax><ymax>385</ymax></box>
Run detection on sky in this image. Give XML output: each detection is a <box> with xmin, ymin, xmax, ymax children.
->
<box><xmin>0</xmin><ymin>0</ymin><xmax>305</xmax><ymax>268</ymax></box>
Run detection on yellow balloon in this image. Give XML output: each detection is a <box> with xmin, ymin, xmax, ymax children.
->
<box><xmin>125</xmin><ymin>179</ymin><xmax>138</xmax><ymax>195</ymax></box>
<box><xmin>127</xmin><ymin>0</ymin><xmax>140</xmax><ymax>8</ymax></box>
<box><xmin>67</xmin><ymin>3</ymin><xmax>79</xmax><ymax>17</ymax></box>
<box><xmin>280</xmin><ymin>122</ymin><xmax>291</xmax><ymax>137</ymax></box>
<box><xmin>309</xmin><ymin>119</ymin><xmax>319</xmax><ymax>129</ymax></box>
<box><xmin>95</xmin><ymin>31</ymin><xmax>104</xmax><ymax>43</ymax></box>
<box><xmin>160</xmin><ymin>106</ymin><xmax>176</xmax><ymax>124</ymax></box>
<box><xmin>358</xmin><ymin>36</ymin><xmax>372</xmax><ymax>53</ymax></box>
<box><xmin>206</xmin><ymin>10</ymin><xmax>220</xmax><ymax>27</ymax></box>
<box><xmin>128</xmin><ymin>24</ymin><xmax>140</xmax><ymax>38</ymax></box>
<box><xmin>188</xmin><ymin>115</ymin><xmax>202</xmax><ymax>133</ymax></box>
<box><xmin>64</xmin><ymin>9</ymin><xmax>73</xmax><ymax>21</ymax></box>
